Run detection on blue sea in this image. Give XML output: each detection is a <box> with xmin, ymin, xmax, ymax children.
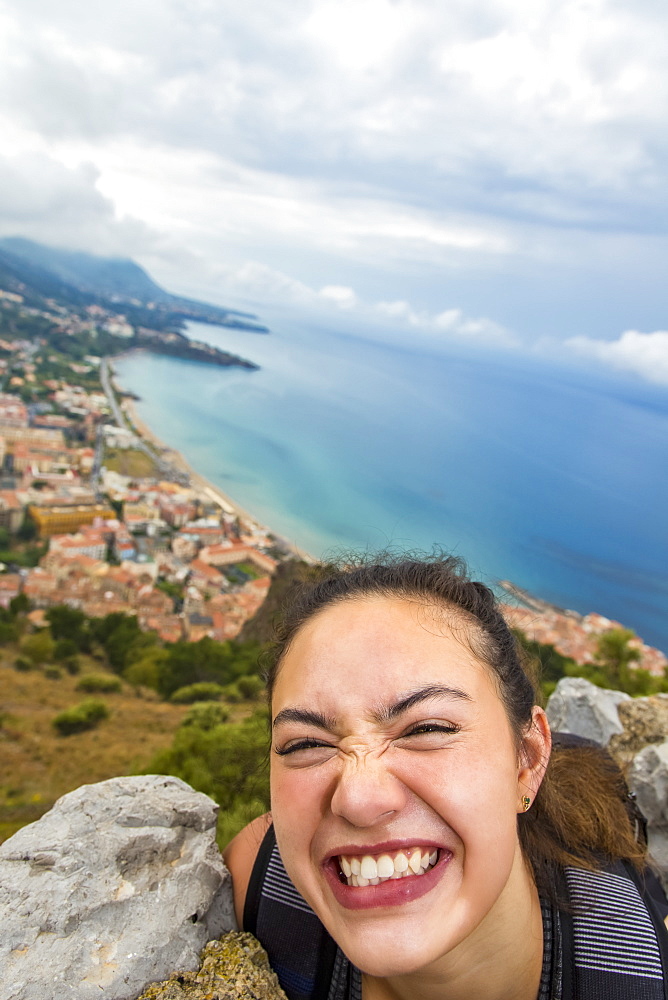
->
<box><xmin>113</xmin><ymin>312</ymin><xmax>668</xmax><ymax>654</ymax></box>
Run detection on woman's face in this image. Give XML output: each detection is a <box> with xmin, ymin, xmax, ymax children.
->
<box><xmin>270</xmin><ymin>596</ymin><xmax>549</xmax><ymax>978</ymax></box>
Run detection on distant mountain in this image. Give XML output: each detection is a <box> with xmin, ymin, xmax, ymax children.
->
<box><xmin>0</xmin><ymin>237</ymin><xmax>172</xmax><ymax>303</ymax></box>
<box><xmin>0</xmin><ymin>237</ymin><xmax>268</xmax><ymax>333</ymax></box>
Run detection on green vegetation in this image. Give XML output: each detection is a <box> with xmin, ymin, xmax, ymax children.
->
<box><xmin>0</xmin><ymin>517</ymin><xmax>47</xmax><ymax>568</ymax></box>
<box><xmin>76</xmin><ymin>673</ymin><xmax>123</xmax><ymax>694</ymax></box>
<box><xmin>170</xmin><ymin>681</ymin><xmax>226</xmax><ymax>704</ymax></box>
<box><xmin>19</xmin><ymin>630</ymin><xmax>55</xmax><ymax>666</ymax></box>
<box><xmin>148</xmin><ymin>707</ymin><xmax>270</xmax><ymax>846</ymax></box>
<box><xmin>153</xmin><ymin>636</ymin><xmax>263</xmax><ymax>699</ymax></box>
<box><xmin>103</xmin><ymin>446</ymin><xmax>160</xmax><ymax>479</ymax></box>
<box><xmin>53</xmin><ymin>699</ymin><xmax>110</xmax><ymax>736</ymax></box>
<box><xmin>181</xmin><ymin>702</ymin><xmax>230</xmax><ymax>730</ymax></box>
<box><xmin>516</xmin><ymin>626</ymin><xmax>668</xmax><ymax>702</ymax></box>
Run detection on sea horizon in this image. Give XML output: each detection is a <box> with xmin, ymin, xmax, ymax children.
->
<box><xmin>113</xmin><ymin>312</ymin><xmax>668</xmax><ymax>655</ymax></box>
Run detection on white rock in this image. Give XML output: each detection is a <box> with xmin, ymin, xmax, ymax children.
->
<box><xmin>628</xmin><ymin>741</ymin><xmax>668</xmax><ymax>887</ymax></box>
<box><xmin>0</xmin><ymin>775</ymin><xmax>235</xmax><ymax>1000</ymax></box>
<box><xmin>629</xmin><ymin>741</ymin><xmax>668</xmax><ymax>826</ymax></box>
<box><xmin>546</xmin><ymin>677</ymin><xmax>631</xmax><ymax>746</ymax></box>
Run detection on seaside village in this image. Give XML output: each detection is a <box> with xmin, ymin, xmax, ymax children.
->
<box><xmin>0</xmin><ymin>330</ymin><xmax>284</xmax><ymax>645</ymax></box>
<box><xmin>0</xmin><ymin>286</ymin><xmax>666</xmax><ymax>671</ymax></box>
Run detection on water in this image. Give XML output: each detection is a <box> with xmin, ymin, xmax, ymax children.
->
<box><xmin>113</xmin><ymin>313</ymin><xmax>668</xmax><ymax>653</ymax></box>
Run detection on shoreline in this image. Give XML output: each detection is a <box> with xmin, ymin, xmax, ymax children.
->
<box><xmin>110</xmin><ymin>361</ymin><xmax>315</xmax><ymax>564</ymax></box>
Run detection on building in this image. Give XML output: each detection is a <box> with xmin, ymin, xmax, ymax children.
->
<box><xmin>29</xmin><ymin>502</ymin><xmax>116</xmax><ymax>538</ymax></box>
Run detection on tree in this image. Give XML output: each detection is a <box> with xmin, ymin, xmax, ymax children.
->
<box><xmin>16</xmin><ymin>513</ymin><xmax>37</xmax><ymax>543</ymax></box>
<box><xmin>593</xmin><ymin>628</ymin><xmax>641</xmax><ymax>691</ymax></box>
<box><xmin>20</xmin><ymin>630</ymin><xmax>55</xmax><ymax>665</ymax></box>
<box><xmin>46</xmin><ymin>606</ymin><xmax>89</xmax><ymax>650</ymax></box>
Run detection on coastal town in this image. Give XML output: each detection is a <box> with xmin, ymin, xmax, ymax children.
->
<box><xmin>0</xmin><ymin>284</ymin><xmax>291</xmax><ymax>647</ymax></box>
<box><xmin>0</xmin><ymin>271</ymin><xmax>666</xmax><ymax>672</ymax></box>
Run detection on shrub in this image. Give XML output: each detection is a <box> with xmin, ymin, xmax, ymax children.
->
<box><xmin>44</xmin><ymin>666</ymin><xmax>63</xmax><ymax>680</ymax></box>
<box><xmin>123</xmin><ymin>648</ymin><xmax>168</xmax><ymax>691</ymax></box>
<box><xmin>53</xmin><ymin>699</ymin><xmax>109</xmax><ymax>736</ymax></box>
<box><xmin>63</xmin><ymin>656</ymin><xmax>81</xmax><ymax>675</ymax></box>
<box><xmin>76</xmin><ymin>673</ymin><xmax>122</xmax><ymax>694</ymax></box>
<box><xmin>236</xmin><ymin>675</ymin><xmax>264</xmax><ymax>700</ymax></box>
<box><xmin>54</xmin><ymin>638</ymin><xmax>79</xmax><ymax>662</ymax></box>
<box><xmin>14</xmin><ymin>656</ymin><xmax>33</xmax><ymax>672</ymax></box>
<box><xmin>148</xmin><ymin>708</ymin><xmax>270</xmax><ymax>844</ymax></box>
<box><xmin>222</xmin><ymin>682</ymin><xmax>243</xmax><ymax>703</ymax></box>
<box><xmin>170</xmin><ymin>682</ymin><xmax>226</xmax><ymax>704</ymax></box>
<box><xmin>181</xmin><ymin>702</ymin><xmax>230</xmax><ymax>730</ymax></box>
<box><xmin>20</xmin><ymin>631</ymin><xmax>55</xmax><ymax>666</ymax></box>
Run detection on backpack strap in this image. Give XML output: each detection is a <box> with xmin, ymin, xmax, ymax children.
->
<box><xmin>243</xmin><ymin>823</ymin><xmax>341</xmax><ymax>1000</ymax></box>
<box><xmin>558</xmin><ymin>862</ymin><xmax>667</xmax><ymax>1000</ymax></box>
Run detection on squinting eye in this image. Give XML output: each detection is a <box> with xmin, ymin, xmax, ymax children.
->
<box><xmin>393</xmin><ymin>722</ymin><xmax>461</xmax><ymax>749</ymax></box>
<box><xmin>274</xmin><ymin>738</ymin><xmax>334</xmax><ymax>756</ymax></box>
<box><xmin>404</xmin><ymin>723</ymin><xmax>460</xmax><ymax>737</ymax></box>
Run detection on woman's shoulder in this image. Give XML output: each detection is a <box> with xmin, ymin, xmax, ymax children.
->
<box><xmin>222</xmin><ymin>812</ymin><xmax>273</xmax><ymax>928</ymax></box>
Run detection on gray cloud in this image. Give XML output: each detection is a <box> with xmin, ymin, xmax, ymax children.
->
<box><xmin>0</xmin><ymin>153</ymin><xmax>156</xmax><ymax>255</ymax></box>
<box><xmin>1</xmin><ymin>0</ymin><xmax>668</xmax><ymax>364</ymax></box>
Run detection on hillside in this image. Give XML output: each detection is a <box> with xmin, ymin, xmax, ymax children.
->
<box><xmin>0</xmin><ymin>237</ymin><xmax>268</xmax><ymax>334</ymax></box>
<box><xmin>0</xmin><ymin>655</ymin><xmax>190</xmax><ymax>843</ymax></box>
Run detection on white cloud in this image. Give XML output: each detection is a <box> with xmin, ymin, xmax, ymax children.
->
<box><xmin>565</xmin><ymin>329</ymin><xmax>668</xmax><ymax>386</ymax></box>
<box><xmin>210</xmin><ymin>258</ymin><xmax>518</xmax><ymax>349</ymax></box>
<box><xmin>319</xmin><ymin>285</ymin><xmax>358</xmax><ymax>308</ymax></box>
<box><xmin>0</xmin><ymin>0</ymin><xmax>667</xmax><ymax>349</ymax></box>
<box><xmin>0</xmin><ymin>152</ymin><xmax>155</xmax><ymax>255</ymax></box>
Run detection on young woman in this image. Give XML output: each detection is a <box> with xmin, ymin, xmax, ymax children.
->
<box><xmin>225</xmin><ymin>555</ymin><xmax>668</xmax><ymax>1000</ymax></box>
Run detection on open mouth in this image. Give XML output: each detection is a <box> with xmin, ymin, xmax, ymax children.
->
<box><xmin>337</xmin><ymin>847</ymin><xmax>440</xmax><ymax>887</ymax></box>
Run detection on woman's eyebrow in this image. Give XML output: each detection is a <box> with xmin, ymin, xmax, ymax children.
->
<box><xmin>272</xmin><ymin>707</ymin><xmax>336</xmax><ymax>731</ymax></box>
<box><xmin>372</xmin><ymin>684</ymin><xmax>472</xmax><ymax>724</ymax></box>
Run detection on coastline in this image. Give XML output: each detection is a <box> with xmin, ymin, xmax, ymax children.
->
<box><xmin>111</xmin><ymin>361</ymin><xmax>315</xmax><ymax>564</ymax></box>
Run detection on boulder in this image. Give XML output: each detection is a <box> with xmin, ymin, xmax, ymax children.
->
<box><xmin>546</xmin><ymin>677</ymin><xmax>631</xmax><ymax>746</ymax></box>
<box><xmin>0</xmin><ymin>775</ymin><xmax>235</xmax><ymax>1000</ymax></box>
<box><xmin>609</xmin><ymin>694</ymin><xmax>668</xmax><ymax>762</ymax></box>
<box><xmin>628</xmin><ymin>741</ymin><xmax>668</xmax><ymax>888</ymax></box>
<box><xmin>137</xmin><ymin>931</ymin><xmax>287</xmax><ymax>999</ymax></box>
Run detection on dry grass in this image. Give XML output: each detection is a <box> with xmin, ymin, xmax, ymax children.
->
<box><xmin>103</xmin><ymin>446</ymin><xmax>159</xmax><ymax>479</ymax></box>
<box><xmin>0</xmin><ymin>652</ymin><xmax>189</xmax><ymax>844</ymax></box>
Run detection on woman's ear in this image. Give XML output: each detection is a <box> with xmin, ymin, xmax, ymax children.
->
<box><xmin>517</xmin><ymin>706</ymin><xmax>551</xmax><ymax>812</ymax></box>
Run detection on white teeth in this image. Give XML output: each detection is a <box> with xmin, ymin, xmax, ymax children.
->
<box><xmin>360</xmin><ymin>855</ymin><xmax>378</xmax><ymax>880</ymax></box>
<box><xmin>377</xmin><ymin>854</ymin><xmax>394</xmax><ymax>878</ymax></box>
<box><xmin>340</xmin><ymin>847</ymin><xmax>440</xmax><ymax>888</ymax></box>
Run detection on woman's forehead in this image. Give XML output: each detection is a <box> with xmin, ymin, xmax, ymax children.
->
<box><xmin>275</xmin><ymin>594</ymin><xmax>493</xmax><ymax>696</ymax></box>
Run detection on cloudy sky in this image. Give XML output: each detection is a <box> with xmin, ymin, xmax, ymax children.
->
<box><xmin>1</xmin><ymin>0</ymin><xmax>668</xmax><ymax>383</ymax></box>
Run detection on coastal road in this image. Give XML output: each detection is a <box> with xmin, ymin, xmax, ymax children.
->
<box><xmin>99</xmin><ymin>357</ymin><xmax>189</xmax><ymax>486</ymax></box>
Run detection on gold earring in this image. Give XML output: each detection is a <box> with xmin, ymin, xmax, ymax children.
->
<box><xmin>522</xmin><ymin>796</ymin><xmax>531</xmax><ymax>812</ymax></box>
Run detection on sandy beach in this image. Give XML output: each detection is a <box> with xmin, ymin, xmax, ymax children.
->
<box><xmin>113</xmin><ymin>365</ymin><xmax>314</xmax><ymax>563</ymax></box>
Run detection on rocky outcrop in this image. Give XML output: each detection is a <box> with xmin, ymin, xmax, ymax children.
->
<box><xmin>545</xmin><ymin>676</ymin><xmax>631</xmax><ymax>746</ymax></box>
<box><xmin>629</xmin><ymin>742</ymin><xmax>668</xmax><ymax>890</ymax></box>
<box><xmin>609</xmin><ymin>695</ymin><xmax>668</xmax><ymax>762</ymax></box>
<box><xmin>546</xmin><ymin>679</ymin><xmax>668</xmax><ymax>889</ymax></box>
<box><xmin>0</xmin><ymin>775</ymin><xmax>235</xmax><ymax>1000</ymax></box>
<box><xmin>137</xmin><ymin>931</ymin><xmax>287</xmax><ymax>999</ymax></box>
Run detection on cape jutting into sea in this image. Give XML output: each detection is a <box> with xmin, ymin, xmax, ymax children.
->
<box><xmin>113</xmin><ymin>310</ymin><xmax>668</xmax><ymax>654</ymax></box>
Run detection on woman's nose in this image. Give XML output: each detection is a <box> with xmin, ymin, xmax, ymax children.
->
<box><xmin>329</xmin><ymin>754</ymin><xmax>407</xmax><ymax>828</ymax></box>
